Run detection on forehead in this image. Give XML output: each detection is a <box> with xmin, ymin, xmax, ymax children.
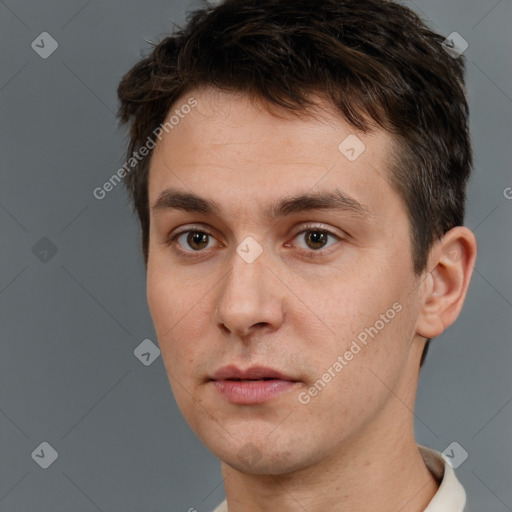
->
<box><xmin>148</xmin><ymin>88</ymin><xmax>401</xmax><ymax>221</ymax></box>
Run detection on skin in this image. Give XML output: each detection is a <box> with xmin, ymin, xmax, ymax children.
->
<box><xmin>146</xmin><ymin>88</ymin><xmax>477</xmax><ymax>511</ymax></box>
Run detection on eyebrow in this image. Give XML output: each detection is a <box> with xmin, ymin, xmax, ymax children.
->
<box><xmin>152</xmin><ymin>188</ymin><xmax>372</xmax><ymax>220</ymax></box>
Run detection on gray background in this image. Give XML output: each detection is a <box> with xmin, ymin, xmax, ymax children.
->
<box><xmin>1</xmin><ymin>0</ymin><xmax>511</xmax><ymax>510</ymax></box>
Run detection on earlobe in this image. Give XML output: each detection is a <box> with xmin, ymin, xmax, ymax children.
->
<box><xmin>415</xmin><ymin>226</ymin><xmax>477</xmax><ymax>339</ymax></box>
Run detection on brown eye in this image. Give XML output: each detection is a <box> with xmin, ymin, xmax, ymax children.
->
<box><xmin>187</xmin><ymin>232</ymin><xmax>209</xmax><ymax>250</ymax></box>
<box><xmin>288</xmin><ymin>227</ymin><xmax>342</xmax><ymax>255</ymax></box>
<box><xmin>173</xmin><ymin>230</ymin><xmax>215</xmax><ymax>251</ymax></box>
<box><xmin>304</xmin><ymin>230</ymin><xmax>329</xmax><ymax>250</ymax></box>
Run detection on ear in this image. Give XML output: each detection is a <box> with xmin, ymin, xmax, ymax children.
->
<box><xmin>415</xmin><ymin>226</ymin><xmax>477</xmax><ymax>339</ymax></box>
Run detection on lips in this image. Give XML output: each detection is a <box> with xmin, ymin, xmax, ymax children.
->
<box><xmin>211</xmin><ymin>365</ymin><xmax>297</xmax><ymax>382</ymax></box>
<box><xmin>210</xmin><ymin>365</ymin><xmax>299</xmax><ymax>404</ymax></box>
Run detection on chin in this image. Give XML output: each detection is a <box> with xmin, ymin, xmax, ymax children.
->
<box><xmin>207</xmin><ymin>435</ymin><xmax>319</xmax><ymax>476</ymax></box>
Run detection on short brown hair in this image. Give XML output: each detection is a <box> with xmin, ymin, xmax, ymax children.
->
<box><xmin>117</xmin><ymin>0</ymin><xmax>471</xmax><ymax>277</ymax></box>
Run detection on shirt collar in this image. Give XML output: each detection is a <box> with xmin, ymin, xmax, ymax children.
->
<box><xmin>419</xmin><ymin>445</ymin><xmax>467</xmax><ymax>512</ymax></box>
<box><xmin>212</xmin><ymin>445</ymin><xmax>466</xmax><ymax>512</ymax></box>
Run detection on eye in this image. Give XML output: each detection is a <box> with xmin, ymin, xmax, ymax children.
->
<box><xmin>290</xmin><ymin>227</ymin><xmax>341</xmax><ymax>252</ymax></box>
<box><xmin>173</xmin><ymin>230</ymin><xmax>217</xmax><ymax>252</ymax></box>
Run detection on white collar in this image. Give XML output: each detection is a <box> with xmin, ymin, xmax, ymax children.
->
<box><xmin>212</xmin><ymin>445</ymin><xmax>466</xmax><ymax>512</ymax></box>
<box><xmin>419</xmin><ymin>445</ymin><xmax>467</xmax><ymax>511</ymax></box>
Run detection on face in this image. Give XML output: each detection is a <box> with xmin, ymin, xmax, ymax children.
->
<box><xmin>146</xmin><ymin>88</ymin><xmax>426</xmax><ymax>475</ymax></box>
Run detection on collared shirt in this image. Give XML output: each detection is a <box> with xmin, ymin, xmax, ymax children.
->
<box><xmin>211</xmin><ymin>445</ymin><xmax>466</xmax><ymax>512</ymax></box>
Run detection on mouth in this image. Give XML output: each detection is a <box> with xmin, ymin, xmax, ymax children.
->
<box><xmin>209</xmin><ymin>365</ymin><xmax>300</xmax><ymax>404</ymax></box>
<box><xmin>224</xmin><ymin>377</ymin><xmax>282</xmax><ymax>381</ymax></box>
<box><xmin>210</xmin><ymin>365</ymin><xmax>297</xmax><ymax>382</ymax></box>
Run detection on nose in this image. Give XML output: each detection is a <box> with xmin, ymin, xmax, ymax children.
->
<box><xmin>212</xmin><ymin>245</ymin><xmax>285</xmax><ymax>339</ymax></box>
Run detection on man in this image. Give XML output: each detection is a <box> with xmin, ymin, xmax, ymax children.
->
<box><xmin>117</xmin><ymin>0</ymin><xmax>477</xmax><ymax>510</ymax></box>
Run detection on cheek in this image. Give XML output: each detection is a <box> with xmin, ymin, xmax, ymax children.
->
<box><xmin>303</xmin><ymin>271</ymin><xmax>411</xmax><ymax>371</ymax></box>
<box><xmin>146</xmin><ymin>270</ymin><xmax>204</xmax><ymax>374</ymax></box>
<box><xmin>147</xmin><ymin>273</ymin><xmax>212</xmax><ymax>422</ymax></box>
<box><xmin>147</xmin><ymin>271</ymin><xmax>174</xmax><ymax>336</ymax></box>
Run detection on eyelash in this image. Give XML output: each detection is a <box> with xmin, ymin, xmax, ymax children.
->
<box><xmin>167</xmin><ymin>224</ymin><xmax>343</xmax><ymax>258</ymax></box>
